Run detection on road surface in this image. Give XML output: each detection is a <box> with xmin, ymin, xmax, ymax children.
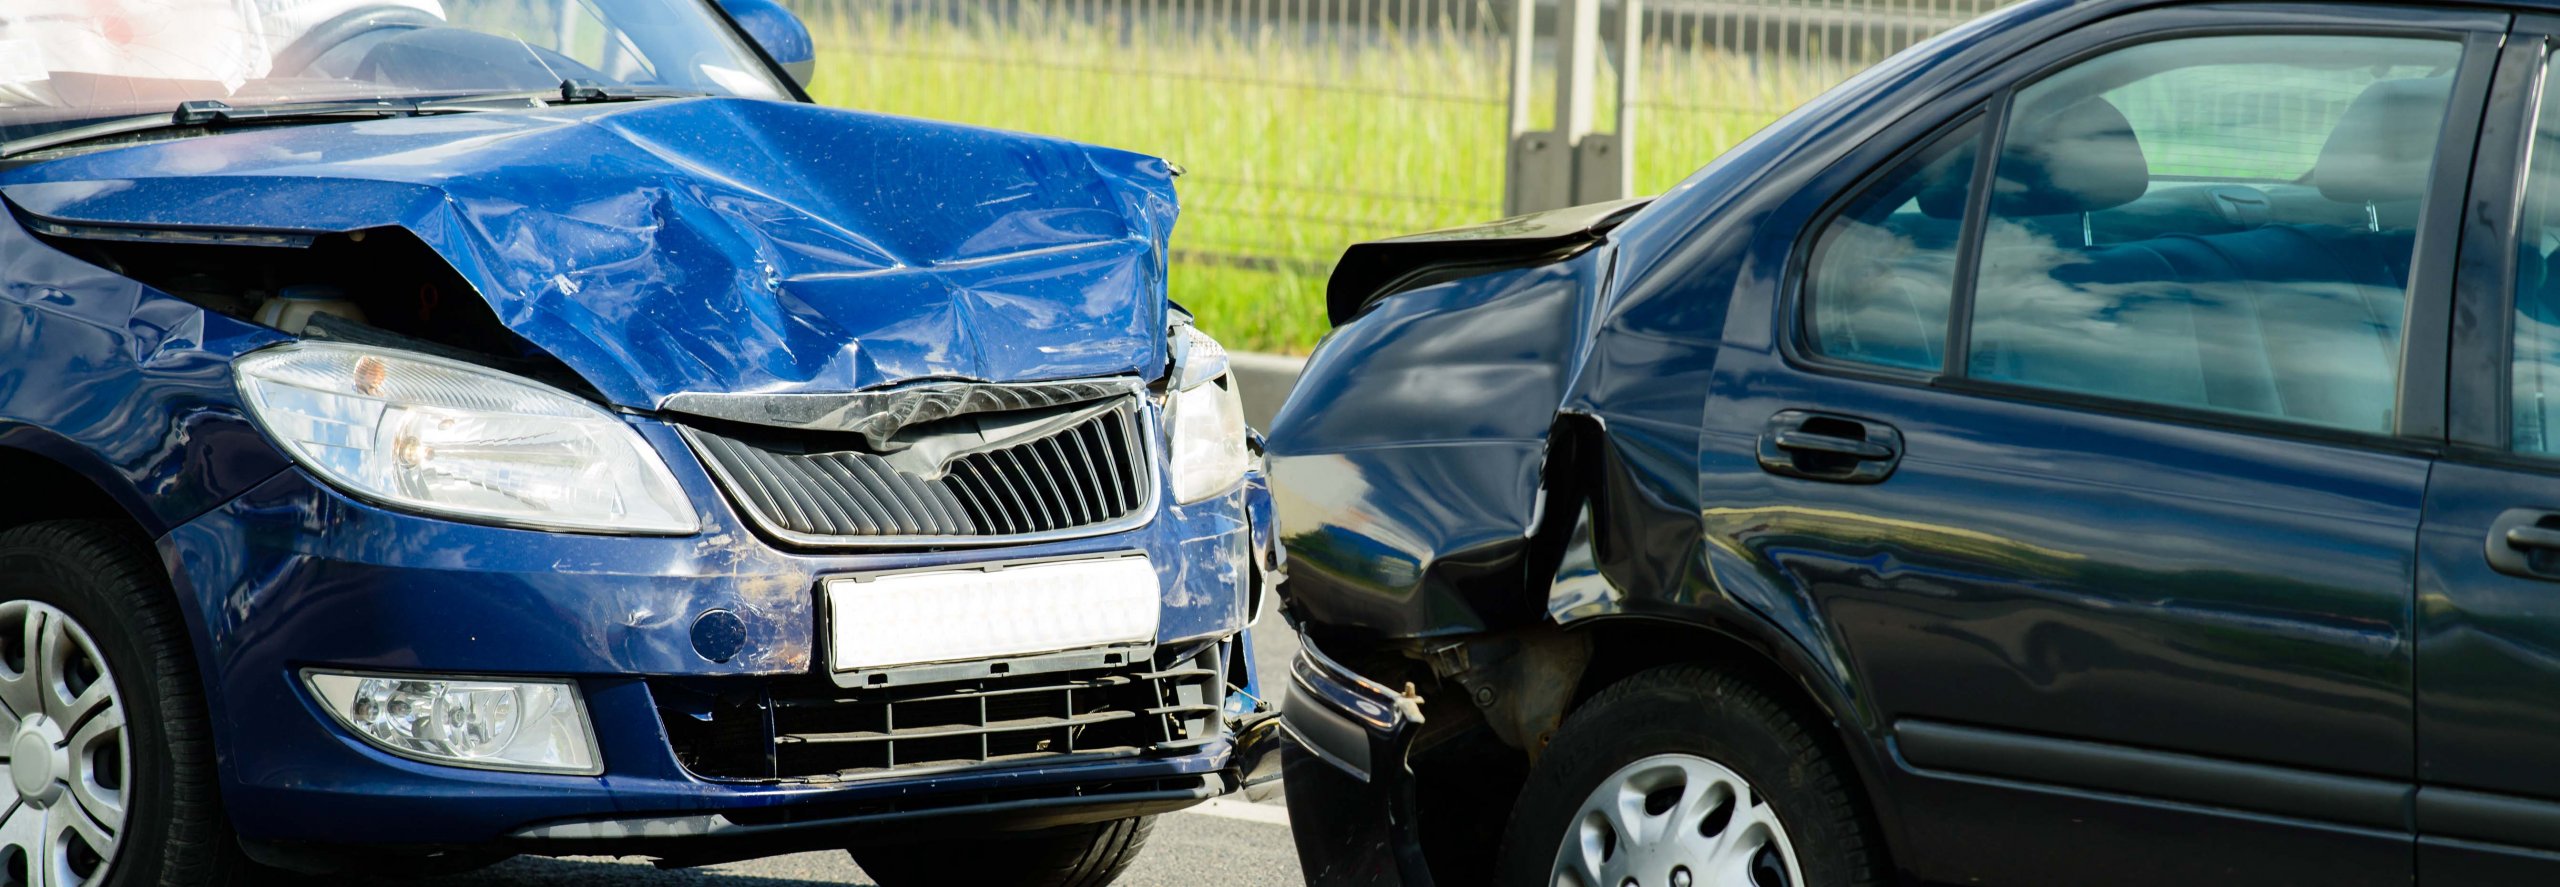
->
<box><xmin>423</xmin><ymin>799</ymin><xmax>1300</xmax><ymax>887</ymax></box>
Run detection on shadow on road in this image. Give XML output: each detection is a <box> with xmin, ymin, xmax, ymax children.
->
<box><xmin>412</xmin><ymin>854</ymin><xmax>869</xmax><ymax>887</ymax></box>
<box><xmin>380</xmin><ymin>806</ymin><xmax>1301</xmax><ymax>886</ymax></box>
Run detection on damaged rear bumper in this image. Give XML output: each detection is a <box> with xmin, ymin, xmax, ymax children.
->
<box><xmin>1281</xmin><ymin>636</ymin><xmax>1436</xmax><ymax>887</ymax></box>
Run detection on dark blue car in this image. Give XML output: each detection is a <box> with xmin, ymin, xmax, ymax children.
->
<box><xmin>0</xmin><ymin>2</ymin><xmax>1279</xmax><ymax>884</ymax></box>
<box><xmin>1271</xmin><ymin>0</ymin><xmax>2560</xmax><ymax>884</ymax></box>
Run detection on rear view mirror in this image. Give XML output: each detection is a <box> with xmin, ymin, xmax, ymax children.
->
<box><xmin>717</xmin><ymin>0</ymin><xmax>815</xmax><ymax>88</ymax></box>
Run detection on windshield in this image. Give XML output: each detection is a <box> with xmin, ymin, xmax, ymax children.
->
<box><xmin>0</xmin><ymin>0</ymin><xmax>790</xmax><ymax>141</ymax></box>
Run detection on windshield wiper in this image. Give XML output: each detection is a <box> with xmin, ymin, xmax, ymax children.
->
<box><xmin>417</xmin><ymin>80</ymin><xmax>708</xmax><ymax>112</ymax></box>
<box><xmin>2</xmin><ymin>82</ymin><xmax>708</xmax><ymax>160</ymax></box>
<box><xmin>1</xmin><ymin>97</ymin><xmax>465</xmax><ymax>159</ymax></box>
<box><xmin>555</xmin><ymin>80</ymin><xmax>706</xmax><ymax>104</ymax></box>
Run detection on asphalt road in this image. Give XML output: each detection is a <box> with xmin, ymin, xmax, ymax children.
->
<box><xmin>417</xmin><ymin>801</ymin><xmax>1301</xmax><ymax>886</ymax></box>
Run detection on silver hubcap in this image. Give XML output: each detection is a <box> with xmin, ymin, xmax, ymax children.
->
<box><xmin>1550</xmin><ymin>753</ymin><xmax>1803</xmax><ymax>887</ymax></box>
<box><xmin>0</xmin><ymin>603</ymin><xmax>125</xmax><ymax>887</ymax></box>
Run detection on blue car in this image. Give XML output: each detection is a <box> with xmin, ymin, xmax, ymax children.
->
<box><xmin>1271</xmin><ymin>0</ymin><xmax>2560</xmax><ymax>884</ymax></box>
<box><xmin>0</xmin><ymin>1</ymin><xmax>1279</xmax><ymax>884</ymax></box>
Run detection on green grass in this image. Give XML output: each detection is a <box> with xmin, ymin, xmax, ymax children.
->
<box><xmin>792</xmin><ymin>1</ymin><xmax>1851</xmax><ymax>352</ymax></box>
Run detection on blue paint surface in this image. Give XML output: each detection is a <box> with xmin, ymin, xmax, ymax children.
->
<box><xmin>2</xmin><ymin>97</ymin><xmax>1180</xmax><ymax>408</ymax></box>
<box><xmin>0</xmin><ymin>68</ymin><xmax>1256</xmax><ymax>858</ymax></box>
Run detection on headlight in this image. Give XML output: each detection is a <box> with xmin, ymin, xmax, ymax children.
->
<box><xmin>306</xmin><ymin>671</ymin><xmax>599</xmax><ymax>774</ymax></box>
<box><xmin>1166</xmin><ymin>326</ymin><xmax>1248</xmax><ymax>504</ymax></box>
<box><xmin>234</xmin><ymin>342</ymin><xmax>697</xmax><ymax>534</ymax></box>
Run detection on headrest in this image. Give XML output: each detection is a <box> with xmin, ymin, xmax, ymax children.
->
<box><xmin>1925</xmin><ymin>97</ymin><xmax>2148</xmax><ymax>219</ymax></box>
<box><xmin>2314</xmin><ymin>78</ymin><xmax>2451</xmax><ymax>205</ymax></box>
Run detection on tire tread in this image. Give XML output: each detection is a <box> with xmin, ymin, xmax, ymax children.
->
<box><xmin>0</xmin><ymin>521</ymin><xmax>255</xmax><ymax>887</ymax></box>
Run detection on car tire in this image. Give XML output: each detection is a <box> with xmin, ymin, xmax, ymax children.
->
<box><xmin>851</xmin><ymin>815</ymin><xmax>1156</xmax><ymax>887</ymax></box>
<box><xmin>1495</xmin><ymin>664</ymin><xmax>1885</xmax><ymax>887</ymax></box>
<box><xmin>0</xmin><ymin>520</ymin><xmax>259</xmax><ymax>887</ymax></box>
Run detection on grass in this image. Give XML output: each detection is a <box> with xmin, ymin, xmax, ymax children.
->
<box><xmin>792</xmin><ymin>1</ymin><xmax>1854</xmax><ymax>352</ymax></box>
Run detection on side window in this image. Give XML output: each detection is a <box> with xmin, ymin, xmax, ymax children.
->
<box><xmin>2514</xmin><ymin>68</ymin><xmax>2560</xmax><ymax>454</ymax></box>
<box><xmin>1964</xmin><ymin>35</ymin><xmax>2461</xmax><ymax>434</ymax></box>
<box><xmin>1802</xmin><ymin>118</ymin><xmax>1983</xmax><ymax>372</ymax></box>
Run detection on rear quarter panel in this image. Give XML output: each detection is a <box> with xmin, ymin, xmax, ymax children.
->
<box><xmin>1263</xmin><ymin>250</ymin><xmax>1607</xmax><ymax>638</ymax></box>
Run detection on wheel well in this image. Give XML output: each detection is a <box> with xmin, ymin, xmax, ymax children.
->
<box><xmin>1563</xmin><ymin>616</ymin><xmax>1895</xmax><ymax>863</ymax></box>
<box><xmin>1398</xmin><ymin>617</ymin><xmax>1895</xmax><ymax>881</ymax></box>
<box><xmin>1567</xmin><ymin>618</ymin><xmax>1809</xmax><ymax>711</ymax></box>
<box><xmin>0</xmin><ymin>448</ymin><xmax>151</xmax><ymax>541</ymax></box>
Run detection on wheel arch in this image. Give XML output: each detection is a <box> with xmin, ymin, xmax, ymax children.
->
<box><xmin>0</xmin><ymin>428</ymin><xmax>168</xmax><ymax>542</ymax></box>
<box><xmin>1558</xmin><ymin>610</ymin><xmax>1906</xmax><ymax>871</ymax></box>
<box><xmin>0</xmin><ymin>431</ymin><xmax>232</xmax><ymax>740</ymax></box>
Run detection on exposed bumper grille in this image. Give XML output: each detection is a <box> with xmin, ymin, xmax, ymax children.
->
<box><xmin>657</xmin><ymin>646</ymin><xmax>1228</xmax><ymax>782</ymax></box>
<box><xmin>677</xmin><ymin>386</ymin><xmax>1154</xmax><ymax>547</ymax></box>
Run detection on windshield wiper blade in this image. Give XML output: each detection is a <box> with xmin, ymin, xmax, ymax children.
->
<box><xmin>2</xmin><ymin>83</ymin><xmax>707</xmax><ymax>160</ymax></box>
<box><xmin>418</xmin><ymin>81</ymin><xmax>709</xmax><ymax>112</ymax></box>
<box><xmin>1</xmin><ymin>98</ymin><xmax>448</xmax><ymax>159</ymax></box>
<box><xmin>554</xmin><ymin>80</ymin><xmax>706</xmax><ymax>104</ymax></box>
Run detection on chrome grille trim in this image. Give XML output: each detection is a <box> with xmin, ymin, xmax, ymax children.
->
<box><xmin>676</xmin><ymin>386</ymin><xmax>1160</xmax><ymax>549</ymax></box>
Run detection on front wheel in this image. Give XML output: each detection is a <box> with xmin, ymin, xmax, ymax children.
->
<box><xmin>0</xmin><ymin>521</ymin><xmax>255</xmax><ymax>887</ymax></box>
<box><xmin>1495</xmin><ymin>665</ymin><xmax>1886</xmax><ymax>887</ymax></box>
<box><xmin>851</xmin><ymin>815</ymin><xmax>1155</xmax><ymax>887</ymax></box>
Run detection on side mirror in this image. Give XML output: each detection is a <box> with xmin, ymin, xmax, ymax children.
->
<box><xmin>717</xmin><ymin>0</ymin><xmax>815</xmax><ymax>88</ymax></box>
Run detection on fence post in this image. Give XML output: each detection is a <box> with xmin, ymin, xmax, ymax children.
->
<box><xmin>1505</xmin><ymin>0</ymin><xmax>1641</xmax><ymax>216</ymax></box>
<box><xmin>1504</xmin><ymin>0</ymin><xmax>1568</xmax><ymax>215</ymax></box>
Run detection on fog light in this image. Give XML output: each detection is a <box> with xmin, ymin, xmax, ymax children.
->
<box><xmin>305</xmin><ymin>672</ymin><xmax>600</xmax><ymax>774</ymax></box>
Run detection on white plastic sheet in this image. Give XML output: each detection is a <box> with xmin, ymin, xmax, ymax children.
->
<box><xmin>0</xmin><ymin>0</ymin><xmax>443</xmax><ymax>103</ymax></box>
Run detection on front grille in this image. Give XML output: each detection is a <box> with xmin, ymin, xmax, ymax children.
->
<box><xmin>657</xmin><ymin>647</ymin><xmax>1227</xmax><ymax>782</ymax></box>
<box><xmin>680</xmin><ymin>391</ymin><xmax>1152</xmax><ymax>546</ymax></box>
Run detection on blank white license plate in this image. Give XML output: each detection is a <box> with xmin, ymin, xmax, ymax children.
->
<box><xmin>824</xmin><ymin>555</ymin><xmax>1160</xmax><ymax>672</ymax></box>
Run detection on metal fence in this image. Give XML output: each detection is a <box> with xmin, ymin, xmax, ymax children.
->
<box><xmin>782</xmin><ymin>0</ymin><xmax>2010</xmax><ymax>278</ymax></box>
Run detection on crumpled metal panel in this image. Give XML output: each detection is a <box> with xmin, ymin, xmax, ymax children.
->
<box><xmin>1264</xmin><ymin>250</ymin><xmax>1608</xmax><ymax>637</ymax></box>
<box><xmin>665</xmin><ymin>378</ymin><xmax>1141</xmax><ymax>446</ymax></box>
<box><xmin>0</xmin><ymin>97</ymin><xmax>1180</xmax><ymax>407</ymax></box>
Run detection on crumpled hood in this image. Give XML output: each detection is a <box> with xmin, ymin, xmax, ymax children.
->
<box><xmin>0</xmin><ymin>98</ymin><xmax>1179</xmax><ymax>408</ymax></box>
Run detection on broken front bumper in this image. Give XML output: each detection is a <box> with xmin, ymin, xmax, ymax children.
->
<box><xmin>1281</xmin><ymin>636</ymin><xmax>1436</xmax><ymax>887</ymax></box>
<box><xmin>155</xmin><ymin>437</ymin><xmax>1276</xmax><ymax>870</ymax></box>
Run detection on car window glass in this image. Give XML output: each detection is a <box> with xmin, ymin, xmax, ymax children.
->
<box><xmin>0</xmin><ymin>0</ymin><xmax>790</xmax><ymax>144</ymax></box>
<box><xmin>2512</xmin><ymin>67</ymin><xmax>2560</xmax><ymax>454</ymax></box>
<box><xmin>448</xmin><ymin>1</ymin><xmax>655</xmax><ymax>83</ymax></box>
<box><xmin>1802</xmin><ymin>118</ymin><xmax>1984</xmax><ymax>372</ymax></box>
<box><xmin>2112</xmin><ymin>61</ymin><xmax>2414</xmax><ymax>181</ymax></box>
<box><xmin>1964</xmin><ymin>35</ymin><xmax>2460</xmax><ymax>434</ymax></box>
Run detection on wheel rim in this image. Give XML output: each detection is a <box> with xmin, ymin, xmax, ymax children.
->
<box><xmin>0</xmin><ymin>602</ymin><xmax>125</xmax><ymax>887</ymax></box>
<box><xmin>1549</xmin><ymin>753</ymin><xmax>1803</xmax><ymax>887</ymax></box>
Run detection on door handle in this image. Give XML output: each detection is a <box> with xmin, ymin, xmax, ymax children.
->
<box><xmin>2486</xmin><ymin>508</ymin><xmax>2560</xmax><ymax>579</ymax></box>
<box><xmin>1767</xmin><ymin>430</ymin><xmax>1895</xmax><ymax>461</ymax></box>
<box><xmin>1758</xmin><ymin>410</ymin><xmax>1902</xmax><ymax>484</ymax></box>
<box><xmin>2509</xmin><ymin>525</ymin><xmax>2560</xmax><ymax>551</ymax></box>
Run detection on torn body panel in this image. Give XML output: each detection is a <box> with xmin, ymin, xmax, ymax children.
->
<box><xmin>1265</xmin><ymin>247</ymin><xmax>1610</xmax><ymax>640</ymax></box>
<box><xmin>0</xmin><ymin>97</ymin><xmax>1182</xmax><ymax>408</ymax></box>
<box><xmin>1269</xmin><ymin>224</ymin><xmax>1719</xmax><ymax>887</ymax></box>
